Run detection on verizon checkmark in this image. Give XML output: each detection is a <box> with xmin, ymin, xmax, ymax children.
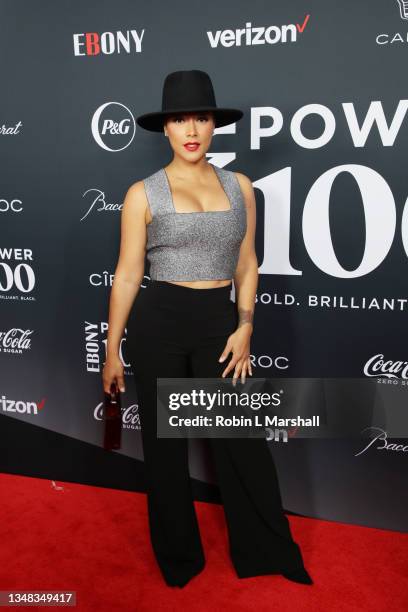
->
<box><xmin>297</xmin><ymin>14</ymin><xmax>310</xmax><ymax>33</ymax></box>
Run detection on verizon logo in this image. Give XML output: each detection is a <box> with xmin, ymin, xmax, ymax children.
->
<box><xmin>207</xmin><ymin>16</ymin><xmax>310</xmax><ymax>48</ymax></box>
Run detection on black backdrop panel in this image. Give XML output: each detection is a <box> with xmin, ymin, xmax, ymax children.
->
<box><xmin>1</xmin><ymin>1</ymin><xmax>407</xmax><ymax>531</ymax></box>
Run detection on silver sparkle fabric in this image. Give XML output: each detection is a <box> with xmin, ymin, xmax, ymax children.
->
<box><xmin>143</xmin><ymin>165</ymin><xmax>247</xmax><ymax>281</ymax></box>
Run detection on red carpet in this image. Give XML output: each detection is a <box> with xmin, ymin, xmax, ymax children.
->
<box><xmin>0</xmin><ymin>472</ymin><xmax>407</xmax><ymax>611</ymax></box>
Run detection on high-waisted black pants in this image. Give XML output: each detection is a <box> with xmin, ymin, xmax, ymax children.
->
<box><xmin>126</xmin><ymin>280</ymin><xmax>306</xmax><ymax>587</ymax></box>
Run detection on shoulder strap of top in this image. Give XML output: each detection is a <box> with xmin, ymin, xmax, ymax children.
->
<box><xmin>213</xmin><ymin>165</ymin><xmax>244</xmax><ymax>211</ymax></box>
<box><xmin>143</xmin><ymin>169</ymin><xmax>174</xmax><ymax>218</ymax></box>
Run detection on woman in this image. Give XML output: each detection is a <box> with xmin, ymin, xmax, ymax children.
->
<box><xmin>103</xmin><ymin>70</ymin><xmax>313</xmax><ymax>588</ymax></box>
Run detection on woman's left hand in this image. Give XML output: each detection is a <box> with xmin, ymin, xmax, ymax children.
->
<box><xmin>218</xmin><ymin>324</ymin><xmax>253</xmax><ymax>384</ymax></box>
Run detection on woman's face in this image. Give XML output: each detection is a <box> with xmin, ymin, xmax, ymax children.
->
<box><xmin>163</xmin><ymin>112</ymin><xmax>215</xmax><ymax>159</ymax></box>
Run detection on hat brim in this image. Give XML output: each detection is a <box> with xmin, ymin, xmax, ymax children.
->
<box><xmin>136</xmin><ymin>107</ymin><xmax>244</xmax><ymax>132</ymax></box>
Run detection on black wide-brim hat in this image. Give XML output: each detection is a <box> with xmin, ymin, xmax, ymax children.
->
<box><xmin>136</xmin><ymin>69</ymin><xmax>244</xmax><ymax>132</ymax></box>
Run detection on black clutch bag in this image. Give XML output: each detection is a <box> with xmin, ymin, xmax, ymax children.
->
<box><xmin>103</xmin><ymin>383</ymin><xmax>122</xmax><ymax>450</ymax></box>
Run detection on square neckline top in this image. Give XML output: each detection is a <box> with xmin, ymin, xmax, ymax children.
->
<box><xmin>161</xmin><ymin>164</ymin><xmax>233</xmax><ymax>215</ymax></box>
<box><xmin>143</xmin><ymin>164</ymin><xmax>247</xmax><ymax>280</ymax></box>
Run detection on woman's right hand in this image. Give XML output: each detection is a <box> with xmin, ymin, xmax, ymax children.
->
<box><xmin>102</xmin><ymin>355</ymin><xmax>125</xmax><ymax>394</ymax></box>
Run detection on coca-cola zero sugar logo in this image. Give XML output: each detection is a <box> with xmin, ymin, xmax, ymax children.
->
<box><xmin>94</xmin><ymin>401</ymin><xmax>141</xmax><ymax>431</ymax></box>
<box><xmin>0</xmin><ymin>328</ymin><xmax>33</xmax><ymax>354</ymax></box>
<box><xmin>363</xmin><ymin>353</ymin><xmax>408</xmax><ymax>380</ymax></box>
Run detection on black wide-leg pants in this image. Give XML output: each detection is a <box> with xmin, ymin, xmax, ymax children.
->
<box><xmin>126</xmin><ymin>280</ymin><xmax>306</xmax><ymax>587</ymax></box>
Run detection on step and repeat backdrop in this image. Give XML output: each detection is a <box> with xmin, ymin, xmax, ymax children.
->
<box><xmin>1</xmin><ymin>1</ymin><xmax>407</xmax><ymax>531</ymax></box>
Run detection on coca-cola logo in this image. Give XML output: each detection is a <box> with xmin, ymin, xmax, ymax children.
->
<box><xmin>363</xmin><ymin>353</ymin><xmax>408</xmax><ymax>379</ymax></box>
<box><xmin>0</xmin><ymin>328</ymin><xmax>32</xmax><ymax>353</ymax></box>
<box><xmin>94</xmin><ymin>402</ymin><xmax>141</xmax><ymax>430</ymax></box>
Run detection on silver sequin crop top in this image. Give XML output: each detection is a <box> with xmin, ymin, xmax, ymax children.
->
<box><xmin>143</xmin><ymin>165</ymin><xmax>247</xmax><ymax>281</ymax></box>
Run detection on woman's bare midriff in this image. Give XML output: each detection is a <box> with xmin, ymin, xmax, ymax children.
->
<box><xmin>165</xmin><ymin>279</ymin><xmax>232</xmax><ymax>289</ymax></box>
